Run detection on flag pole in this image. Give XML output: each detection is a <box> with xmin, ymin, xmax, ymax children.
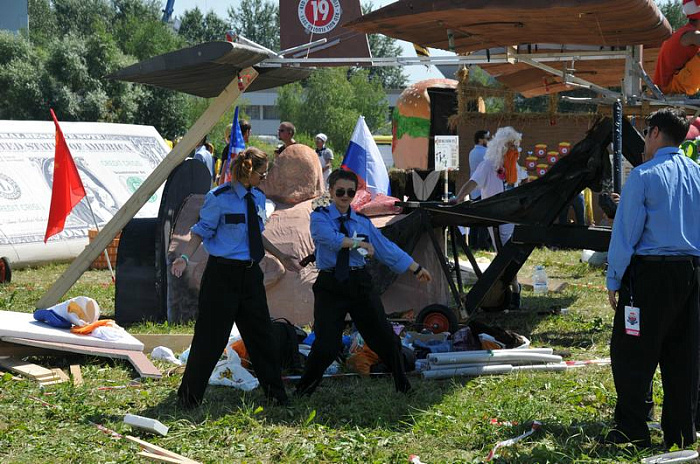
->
<box><xmin>83</xmin><ymin>198</ymin><xmax>116</xmax><ymax>282</ymax></box>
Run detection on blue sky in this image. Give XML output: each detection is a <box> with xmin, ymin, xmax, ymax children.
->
<box><xmin>171</xmin><ymin>0</ymin><xmax>447</xmax><ymax>84</ymax></box>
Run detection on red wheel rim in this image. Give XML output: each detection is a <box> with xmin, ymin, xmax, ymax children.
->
<box><xmin>423</xmin><ymin>313</ymin><xmax>450</xmax><ymax>333</ymax></box>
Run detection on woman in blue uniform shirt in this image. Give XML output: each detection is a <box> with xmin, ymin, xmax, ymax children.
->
<box><xmin>295</xmin><ymin>169</ymin><xmax>432</xmax><ymax>396</ymax></box>
<box><xmin>171</xmin><ymin>147</ymin><xmax>301</xmax><ymax>408</ymax></box>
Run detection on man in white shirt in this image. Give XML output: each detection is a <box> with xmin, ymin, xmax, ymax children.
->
<box><xmin>467</xmin><ymin>130</ymin><xmax>491</xmax><ymax>249</ymax></box>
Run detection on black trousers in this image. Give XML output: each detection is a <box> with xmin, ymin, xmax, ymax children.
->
<box><xmin>468</xmin><ymin>196</ymin><xmax>491</xmax><ymax>250</ymax></box>
<box><xmin>178</xmin><ymin>257</ymin><xmax>287</xmax><ymax>407</ymax></box>
<box><xmin>295</xmin><ymin>269</ymin><xmax>410</xmax><ymax>395</ymax></box>
<box><xmin>610</xmin><ymin>256</ymin><xmax>700</xmax><ymax>447</ymax></box>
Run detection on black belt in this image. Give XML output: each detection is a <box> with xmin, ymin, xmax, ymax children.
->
<box><xmin>320</xmin><ymin>266</ymin><xmax>365</xmax><ymax>273</ymax></box>
<box><xmin>633</xmin><ymin>255</ymin><xmax>700</xmax><ymax>264</ymax></box>
<box><xmin>215</xmin><ymin>257</ymin><xmax>256</xmax><ymax>268</ymax></box>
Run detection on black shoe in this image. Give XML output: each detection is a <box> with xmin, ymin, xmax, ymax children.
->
<box><xmin>176</xmin><ymin>396</ymin><xmax>200</xmax><ymax>410</ymax></box>
<box><xmin>509</xmin><ymin>291</ymin><xmax>521</xmax><ymax>310</ymax></box>
<box><xmin>268</xmin><ymin>394</ymin><xmax>290</xmax><ymax>406</ymax></box>
<box><xmin>598</xmin><ymin>429</ymin><xmax>651</xmax><ymax>448</ymax></box>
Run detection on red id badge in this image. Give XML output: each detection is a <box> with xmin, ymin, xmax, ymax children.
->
<box><xmin>624</xmin><ymin>305</ymin><xmax>640</xmax><ymax>336</ymax></box>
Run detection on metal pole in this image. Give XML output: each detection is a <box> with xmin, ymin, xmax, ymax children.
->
<box><xmin>613</xmin><ymin>100</ymin><xmax>623</xmax><ymax>193</ymax></box>
<box><xmin>83</xmin><ymin>198</ymin><xmax>116</xmax><ymax>282</ymax></box>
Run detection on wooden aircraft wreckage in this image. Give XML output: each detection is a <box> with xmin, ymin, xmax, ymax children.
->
<box><xmin>34</xmin><ymin>0</ymin><xmax>697</xmax><ymax>333</ymax></box>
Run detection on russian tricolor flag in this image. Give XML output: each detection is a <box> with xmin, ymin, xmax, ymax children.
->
<box><xmin>341</xmin><ymin>116</ymin><xmax>390</xmax><ymax>196</ymax></box>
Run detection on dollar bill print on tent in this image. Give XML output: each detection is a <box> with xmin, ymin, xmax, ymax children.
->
<box><xmin>0</xmin><ymin>120</ymin><xmax>170</xmax><ymax>265</ymax></box>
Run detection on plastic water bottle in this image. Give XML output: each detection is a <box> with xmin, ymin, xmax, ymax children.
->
<box><xmin>532</xmin><ymin>265</ymin><xmax>548</xmax><ymax>295</ymax></box>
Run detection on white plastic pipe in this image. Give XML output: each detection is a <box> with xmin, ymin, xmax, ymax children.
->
<box><xmin>427</xmin><ymin>351</ymin><xmax>560</xmax><ymax>366</ymax></box>
<box><xmin>512</xmin><ymin>362</ymin><xmax>568</xmax><ymax>372</ymax></box>
<box><xmin>421</xmin><ymin>364</ymin><xmax>513</xmax><ymax>379</ymax></box>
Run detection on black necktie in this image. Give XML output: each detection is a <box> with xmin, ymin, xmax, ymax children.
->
<box><xmin>245</xmin><ymin>191</ymin><xmax>264</xmax><ymax>262</ymax></box>
<box><xmin>335</xmin><ymin>214</ymin><xmax>350</xmax><ymax>281</ymax></box>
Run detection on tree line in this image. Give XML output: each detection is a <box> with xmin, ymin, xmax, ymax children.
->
<box><xmin>0</xmin><ymin>0</ymin><xmax>405</xmax><ymax>153</ymax></box>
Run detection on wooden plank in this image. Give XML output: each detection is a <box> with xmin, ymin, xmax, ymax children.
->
<box><xmin>0</xmin><ymin>357</ymin><xmax>61</xmax><ymax>383</ymax></box>
<box><xmin>51</xmin><ymin>368</ymin><xmax>70</xmax><ymax>382</ymax></box>
<box><xmin>133</xmin><ymin>334</ymin><xmax>193</xmax><ymax>354</ymax></box>
<box><xmin>69</xmin><ymin>364</ymin><xmax>83</xmax><ymax>386</ymax></box>
<box><xmin>126</xmin><ymin>435</ymin><xmax>200</xmax><ymax>464</ymax></box>
<box><xmin>0</xmin><ymin>341</ymin><xmax>54</xmax><ymax>358</ymax></box>
<box><xmin>36</xmin><ymin>68</ymin><xmax>259</xmax><ymax>310</ymax></box>
<box><xmin>2</xmin><ymin>337</ymin><xmax>162</xmax><ymax>379</ymax></box>
<box><xmin>137</xmin><ymin>451</ymin><xmax>186</xmax><ymax>464</ymax></box>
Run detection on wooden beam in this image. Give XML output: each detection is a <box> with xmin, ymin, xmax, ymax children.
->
<box><xmin>126</xmin><ymin>435</ymin><xmax>200</xmax><ymax>464</ymax></box>
<box><xmin>3</xmin><ymin>337</ymin><xmax>162</xmax><ymax>379</ymax></box>
<box><xmin>36</xmin><ymin>68</ymin><xmax>259</xmax><ymax>309</ymax></box>
<box><xmin>133</xmin><ymin>334</ymin><xmax>193</xmax><ymax>354</ymax></box>
<box><xmin>69</xmin><ymin>364</ymin><xmax>83</xmax><ymax>386</ymax></box>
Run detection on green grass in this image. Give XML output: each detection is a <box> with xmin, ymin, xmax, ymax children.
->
<box><xmin>0</xmin><ymin>250</ymin><xmax>688</xmax><ymax>463</ymax></box>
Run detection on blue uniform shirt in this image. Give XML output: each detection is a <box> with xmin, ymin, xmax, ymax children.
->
<box><xmin>311</xmin><ymin>203</ymin><xmax>413</xmax><ymax>274</ymax></box>
<box><xmin>607</xmin><ymin>146</ymin><xmax>700</xmax><ymax>291</ymax></box>
<box><xmin>191</xmin><ymin>181</ymin><xmax>266</xmax><ymax>260</ymax></box>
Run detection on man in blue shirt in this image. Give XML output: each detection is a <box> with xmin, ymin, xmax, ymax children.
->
<box><xmin>603</xmin><ymin>108</ymin><xmax>700</xmax><ymax>448</ymax></box>
<box><xmin>467</xmin><ymin>130</ymin><xmax>491</xmax><ymax>250</ymax></box>
<box><xmin>193</xmin><ymin>137</ymin><xmax>214</xmax><ymax>180</ymax></box>
<box><xmin>295</xmin><ymin>169</ymin><xmax>432</xmax><ymax>396</ymax></box>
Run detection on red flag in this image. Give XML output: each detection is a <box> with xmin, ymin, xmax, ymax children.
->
<box><xmin>44</xmin><ymin>109</ymin><xmax>86</xmax><ymax>243</ymax></box>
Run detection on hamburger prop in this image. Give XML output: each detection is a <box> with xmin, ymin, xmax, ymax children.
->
<box><xmin>392</xmin><ymin>78</ymin><xmax>458</xmax><ymax>170</ymax></box>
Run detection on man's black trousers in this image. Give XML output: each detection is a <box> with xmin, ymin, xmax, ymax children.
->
<box><xmin>295</xmin><ymin>269</ymin><xmax>410</xmax><ymax>395</ymax></box>
<box><xmin>611</xmin><ymin>256</ymin><xmax>700</xmax><ymax>447</ymax></box>
<box><xmin>178</xmin><ymin>257</ymin><xmax>287</xmax><ymax>407</ymax></box>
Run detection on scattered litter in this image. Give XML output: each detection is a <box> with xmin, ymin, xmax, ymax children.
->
<box><xmin>485</xmin><ymin>421</ymin><xmax>541</xmax><ymax>461</ymax></box>
<box><xmin>124</xmin><ymin>414</ymin><xmax>169</xmax><ymax>436</ymax></box>
<box><xmin>91</xmin><ymin>422</ymin><xmax>123</xmax><ymax>439</ymax></box>
<box><xmin>126</xmin><ymin>435</ymin><xmax>200</xmax><ymax>464</ymax></box>
<box><xmin>564</xmin><ymin>358</ymin><xmax>611</xmax><ymax>368</ymax></box>
<box><xmin>409</xmin><ymin>455</ymin><xmax>427</xmax><ymax>464</ymax></box>
<box><xmin>96</xmin><ymin>380</ymin><xmax>142</xmax><ymax>391</ymax></box>
<box><xmin>28</xmin><ymin>395</ymin><xmax>55</xmax><ymax>408</ymax></box>
<box><xmin>151</xmin><ymin>346</ymin><xmax>182</xmax><ymax>365</ymax></box>
<box><xmin>490</xmin><ymin>418</ymin><xmax>518</xmax><ymax>427</ymax></box>
<box><xmin>209</xmin><ymin>345</ymin><xmax>259</xmax><ymax>391</ymax></box>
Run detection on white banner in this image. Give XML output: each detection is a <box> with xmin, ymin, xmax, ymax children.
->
<box><xmin>434</xmin><ymin>135</ymin><xmax>459</xmax><ymax>171</ymax></box>
<box><xmin>0</xmin><ymin>120</ymin><xmax>170</xmax><ymax>265</ymax></box>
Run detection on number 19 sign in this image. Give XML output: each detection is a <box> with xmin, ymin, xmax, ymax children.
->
<box><xmin>298</xmin><ymin>0</ymin><xmax>343</xmax><ymax>34</ymax></box>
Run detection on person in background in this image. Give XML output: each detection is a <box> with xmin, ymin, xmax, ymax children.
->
<box><xmin>653</xmin><ymin>0</ymin><xmax>700</xmax><ymax>96</ymax></box>
<box><xmin>603</xmin><ymin>108</ymin><xmax>700</xmax><ymax>448</ymax></box>
<box><xmin>295</xmin><ymin>169</ymin><xmax>432</xmax><ymax>397</ymax></box>
<box><xmin>240</xmin><ymin>119</ymin><xmax>252</xmax><ymax>144</ymax></box>
<box><xmin>275</xmin><ymin>122</ymin><xmax>297</xmax><ymax>155</ymax></box>
<box><xmin>558</xmin><ymin>192</ymin><xmax>586</xmax><ymax>226</ymax></box>
<box><xmin>315</xmin><ymin>133</ymin><xmax>334</xmax><ymax>188</ymax></box>
<box><xmin>455</xmin><ymin>126</ymin><xmax>522</xmax><ymax>309</ymax></box>
<box><xmin>193</xmin><ymin>137</ymin><xmax>214</xmax><ymax>181</ymax></box>
<box><xmin>467</xmin><ymin>130</ymin><xmax>491</xmax><ymax>250</ymax></box>
<box><xmin>217</xmin><ymin>119</ymin><xmax>252</xmax><ymax>185</ymax></box>
<box><xmin>171</xmin><ymin>147</ymin><xmax>302</xmax><ymax>409</ymax></box>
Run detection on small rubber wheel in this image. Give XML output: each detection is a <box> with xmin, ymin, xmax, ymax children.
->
<box><xmin>0</xmin><ymin>257</ymin><xmax>10</xmax><ymax>284</ymax></box>
<box><xmin>416</xmin><ymin>304</ymin><xmax>459</xmax><ymax>334</ymax></box>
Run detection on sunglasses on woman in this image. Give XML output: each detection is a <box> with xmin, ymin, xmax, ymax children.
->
<box><xmin>334</xmin><ymin>188</ymin><xmax>356</xmax><ymax>198</ymax></box>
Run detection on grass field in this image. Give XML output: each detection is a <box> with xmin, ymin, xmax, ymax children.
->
<box><xmin>0</xmin><ymin>249</ymin><xmax>689</xmax><ymax>463</ymax></box>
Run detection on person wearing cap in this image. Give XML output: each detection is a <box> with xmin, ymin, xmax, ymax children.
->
<box><xmin>314</xmin><ymin>133</ymin><xmax>334</xmax><ymax>188</ymax></box>
<box><xmin>171</xmin><ymin>147</ymin><xmax>302</xmax><ymax>409</ymax></box>
<box><xmin>653</xmin><ymin>0</ymin><xmax>700</xmax><ymax>96</ymax></box>
<box><xmin>295</xmin><ymin>169</ymin><xmax>432</xmax><ymax>397</ymax></box>
<box><xmin>602</xmin><ymin>108</ymin><xmax>700</xmax><ymax>448</ymax></box>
